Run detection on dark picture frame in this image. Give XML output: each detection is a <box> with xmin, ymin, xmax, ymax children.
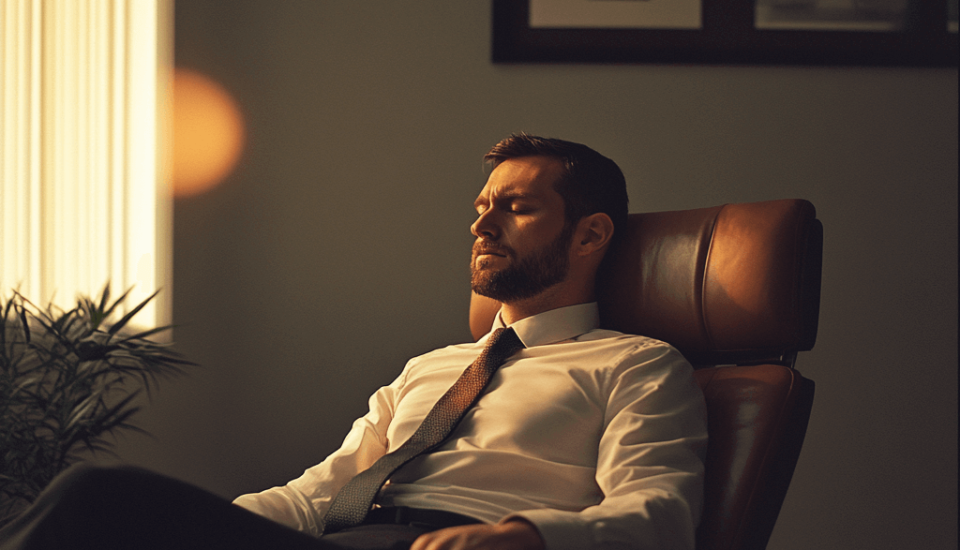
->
<box><xmin>492</xmin><ymin>0</ymin><xmax>958</xmax><ymax>66</ymax></box>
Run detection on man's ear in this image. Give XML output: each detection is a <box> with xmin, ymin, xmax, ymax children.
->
<box><xmin>573</xmin><ymin>212</ymin><xmax>615</xmax><ymax>257</ymax></box>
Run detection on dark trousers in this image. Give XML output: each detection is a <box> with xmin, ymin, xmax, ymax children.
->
<box><xmin>0</xmin><ymin>465</ymin><xmax>431</xmax><ymax>550</ymax></box>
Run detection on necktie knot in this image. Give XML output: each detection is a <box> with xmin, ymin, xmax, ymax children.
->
<box><xmin>480</xmin><ymin>327</ymin><xmax>524</xmax><ymax>368</ymax></box>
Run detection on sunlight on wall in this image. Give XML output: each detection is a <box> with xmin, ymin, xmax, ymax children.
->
<box><xmin>173</xmin><ymin>68</ymin><xmax>245</xmax><ymax>198</ymax></box>
<box><xmin>0</xmin><ymin>0</ymin><xmax>173</xmax><ymax>329</ymax></box>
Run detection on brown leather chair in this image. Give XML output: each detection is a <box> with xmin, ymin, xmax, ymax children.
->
<box><xmin>469</xmin><ymin>199</ymin><xmax>822</xmax><ymax>550</ymax></box>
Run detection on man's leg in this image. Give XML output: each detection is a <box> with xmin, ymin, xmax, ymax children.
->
<box><xmin>0</xmin><ymin>464</ymin><xmax>326</xmax><ymax>550</ymax></box>
<box><xmin>0</xmin><ymin>465</ymin><xmax>427</xmax><ymax>550</ymax></box>
<box><xmin>319</xmin><ymin>525</ymin><xmax>431</xmax><ymax>550</ymax></box>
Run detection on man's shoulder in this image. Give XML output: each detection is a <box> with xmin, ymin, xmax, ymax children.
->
<box><xmin>578</xmin><ymin>327</ymin><xmax>678</xmax><ymax>351</ymax></box>
<box><xmin>573</xmin><ymin>328</ymin><xmax>692</xmax><ymax>372</ymax></box>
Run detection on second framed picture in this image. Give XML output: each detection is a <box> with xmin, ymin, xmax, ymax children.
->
<box><xmin>493</xmin><ymin>0</ymin><xmax>959</xmax><ymax>66</ymax></box>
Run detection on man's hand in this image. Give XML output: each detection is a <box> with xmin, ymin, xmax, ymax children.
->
<box><xmin>410</xmin><ymin>519</ymin><xmax>546</xmax><ymax>550</ymax></box>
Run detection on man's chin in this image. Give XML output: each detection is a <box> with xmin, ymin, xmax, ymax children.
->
<box><xmin>470</xmin><ymin>274</ymin><xmax>494</xmax><ymax>295</ymax></box>
<box><xmin>472</xmin><ymin>281</ymin><xmax>540</xmax><ymax>304</ymax></box>
<box><xmin>471</xmin><ymin>270</ymin><xmax>503</xmax><ymax>299</ymax></box>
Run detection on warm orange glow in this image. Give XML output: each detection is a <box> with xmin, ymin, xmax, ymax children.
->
<box><xmin>173</xmin><ymin>68</ymin><xmax>245</xmax><ymax>197</ymax></box>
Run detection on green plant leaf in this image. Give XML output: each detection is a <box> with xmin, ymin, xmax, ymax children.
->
<box><xmin>106</xmin><ymin>289</ymin><xmax>160</xmax><ymax>337</ymax></box>
<box><xmin>111</xmin><ymin>325</ymin><xmax>175</xmax><ymax>345</ymax></box>
<box><xmin>101</xmin><ymin>286</ymin><xmax>133</xmax><ymax>320</ymax></box>
<box><xmin>17</xmin><ymin>303</ymin><xmax>30</xmax><ymax>344</ymax></box>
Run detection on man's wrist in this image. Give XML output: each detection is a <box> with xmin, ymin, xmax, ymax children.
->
<box><xmin>499</xmin><ymin>517</ymin><xmax>546</xmax><ymax>550</ymax></box>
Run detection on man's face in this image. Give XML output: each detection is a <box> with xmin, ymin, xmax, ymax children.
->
<box><xmin>470</xmin><ymin>156</ymin><xmax>574</xmax><ymax>303</ymax></box>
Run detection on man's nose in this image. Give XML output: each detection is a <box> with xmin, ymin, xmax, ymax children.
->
<box><xmin>471</xmin><ymin>209</ymin><xmax>500</xmax><ymax>240</ymax></box>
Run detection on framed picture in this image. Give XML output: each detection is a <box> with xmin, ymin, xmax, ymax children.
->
<box><xmin>492</xmin><ymin>0</ymin><xmax>959</xmax><ymax>66</ymax></box>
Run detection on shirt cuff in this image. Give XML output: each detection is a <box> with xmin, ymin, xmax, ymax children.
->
<box><xmin>501</xmin><ymin>509</ymin><xmax>593</xmax><ymax>550</ymax></box>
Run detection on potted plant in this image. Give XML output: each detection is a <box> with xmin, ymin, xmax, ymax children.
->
<box><xmin>0</xmin><ymin>285</ymin><xmax>195</xmax><ymax>527</ymax></box>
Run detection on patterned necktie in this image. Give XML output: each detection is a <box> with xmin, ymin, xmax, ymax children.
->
<box><xmin>321</xmin><ymin>327</ymin><xmax>524</xmax><ymax>534</ymax></box>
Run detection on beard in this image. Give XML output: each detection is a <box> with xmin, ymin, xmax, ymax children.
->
<box><xmin>470</xmin><ymin>222</ymin><xmax>575</xmax><ymax>303</ymax></box>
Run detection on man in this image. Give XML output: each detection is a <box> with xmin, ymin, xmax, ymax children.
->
<box><xmin>234</xmin><ymin>134</ymin><xmax>707</xmax><ymax>549</ymax></box>
<box><xmin>0</xmin><ymin>134</ymin><xmax>707</xmax><ymax>550</ymax></box>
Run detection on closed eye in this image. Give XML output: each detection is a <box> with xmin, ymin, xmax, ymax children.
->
<box><xmin>507</xmin><ymin>199</ymin><xmax>536</xmax><ymax>214</ymax></box>
<box><xmin>473</xmin><ymin>192</ymin><xmax>539</xmax><ymax>216</ymax></box>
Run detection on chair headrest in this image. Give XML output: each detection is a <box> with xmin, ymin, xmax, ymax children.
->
<box><xmin>469</xmin><ymin>199</ymin><xmax>822</xmax><ymax>366</ymax></box>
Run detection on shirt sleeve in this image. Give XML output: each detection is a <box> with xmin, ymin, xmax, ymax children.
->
<box><xmin>505</xmin><ymin>343</ymin><xmax>709</xmax><ymax>550</ymax></box>
<box><xmin>231</xmin><ymin>366</ymin><xmax>409</xmax><ymax>536</ymax></box>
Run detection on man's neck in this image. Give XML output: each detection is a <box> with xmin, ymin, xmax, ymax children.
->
<box><xmin>500</xmin><ymin>285</ymin><xmax>595</xmax><ymax>326</ymax></box>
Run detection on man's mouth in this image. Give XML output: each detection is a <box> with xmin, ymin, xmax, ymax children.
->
<box><xmin>473</xmin><ymin>243</ymin><xmax>509</xmax><ymax>258</ymax></box>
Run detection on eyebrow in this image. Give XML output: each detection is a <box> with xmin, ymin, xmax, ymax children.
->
<box><xmin>474</xmin><ymin>190</ymin><xmax>538</xmax><ymax>209</ymax></box>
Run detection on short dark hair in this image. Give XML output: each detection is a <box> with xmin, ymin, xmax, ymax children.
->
<box><xmin>483</xmin><ymin>133</ymin><xmax>629</xmax><ymax>245</ymax></box>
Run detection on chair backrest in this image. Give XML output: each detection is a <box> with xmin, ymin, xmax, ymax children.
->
<box><xmin>469</xmin><ymin>199</ymin><xmax>822</xmax><ymax>550</ymax></box>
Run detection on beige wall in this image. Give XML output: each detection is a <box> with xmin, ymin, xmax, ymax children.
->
<box><xmin>112</xmin><ymin>2</ymin><xmax>958</xmax><ymax>549</ymax></box>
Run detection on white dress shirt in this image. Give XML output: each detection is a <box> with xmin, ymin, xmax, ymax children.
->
<box><xmin>234</xmin><ymin>303</ymin><xmax>708</xmax><ymax>550</ymax></box>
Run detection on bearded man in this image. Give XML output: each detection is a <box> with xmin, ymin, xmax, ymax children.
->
<box><xmin>0</xmin><ymin>134</ymin><xmax>707</xmax><ymax>550</ymax></box>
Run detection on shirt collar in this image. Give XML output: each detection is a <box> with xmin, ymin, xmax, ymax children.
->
<box><xmin>490</xmin><ymin>302</ymin><xmax>600</xmax><ymax>348</ymax></box>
